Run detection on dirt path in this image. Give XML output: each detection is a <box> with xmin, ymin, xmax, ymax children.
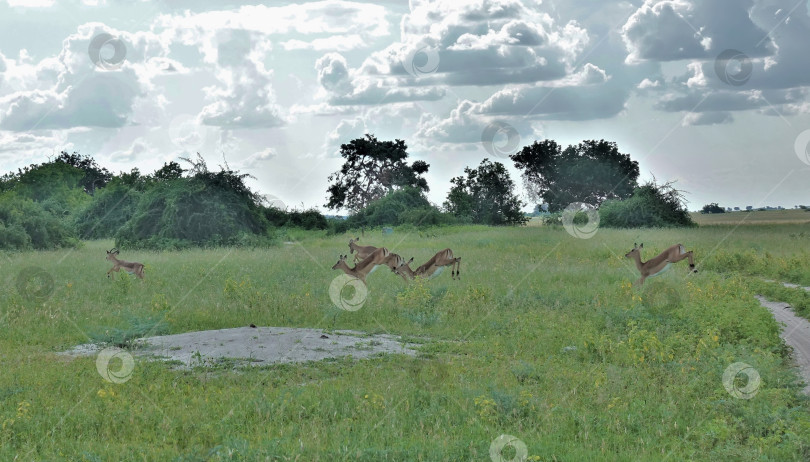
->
<box><xmin>756</xmin><ymin>282</ymin><xmax>810</xmax><ymax>395</ymax></box>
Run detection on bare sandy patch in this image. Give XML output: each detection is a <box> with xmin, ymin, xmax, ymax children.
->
<box><xmin>61</xmin><ymin>326</ymin><xmax>417</xmax><ymax>368</ymax></box>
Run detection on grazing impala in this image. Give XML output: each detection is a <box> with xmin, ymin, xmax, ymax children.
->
<box><xmin>348</xmin><ymin>237</ymin><xmax>379</xmax><ymax>264</ymax></box>
<box><xmin>394</xmin><ymin>248</ymin><xmax>461</xmax><ymax>280</ymax></box>
<box><xmin>332</xmin><ymin>247</ymin><xmax>391</xmax><ymax>284</ymax></box>
<box><xmin>624</xmin><ymin>243</ymin><xmax>696</xmax><ymax>286</ymax></box>
<box><xmin>106</xmin><ymin>248</ymin><xmax>145</xmax><ymax>280</ymax></box>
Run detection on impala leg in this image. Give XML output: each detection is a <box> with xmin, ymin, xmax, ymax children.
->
<box><xmin>670</xmin><ymin>250</ymin><xmax>697</xmax><ymax>273</ymax></box>
<box><xmin>455</xmin><ymin>258</ymin><xmax>461</xmax><ymax>280</ymax></box>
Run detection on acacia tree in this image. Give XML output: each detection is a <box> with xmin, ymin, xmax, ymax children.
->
<box><xmin>325</xmin><ymin>134</ymin><xmax>429</xmax><ymax>212</ymax></box>
<box><xmin>510</xmin><ymin>139</ymin><xmax>639</xmax><ymax>212</ymax></box>
<box><xmin>444</xmin><ymin>158</ymin><xmax>527</xmax><ymax>225</ymax></box>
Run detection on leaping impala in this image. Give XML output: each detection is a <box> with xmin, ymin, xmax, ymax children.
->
<box><xmin>382</xmin><ymin>252</ymin><xmax>411</xmax><ymax>282</ymax></box>
<box><xmin>624</xmin><ymin>243</ymin><xmax>697</xmax><ymax>286</ymax></box>
<box><xmin>332</xmin><ymin>247</ymin><xmax>391</xmax><ymax>284</ymax></box>
<box><xmin>106</xmin><ymin>248</ymin><xmax>145</xmax><ymax>280</ymax></box>
<box><xmin>394</xmin><ymin>248</ymin><xmax>461</xmax><ymax>280</ymax></box>
<box><xmin>348</xmin><ymin>237</ymin><xmax>379</xmax><ymax>264</ymax></box>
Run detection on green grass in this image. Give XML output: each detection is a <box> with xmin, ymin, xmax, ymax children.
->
<box><xmin>1</xmin><ymin>224</ymin><xmax>810</xmax><ymax>460</ymax></box>
<box><xmin>691</xmin><ymin>209</ymin><xmax>810</xmax><ymax>226</ymax></box>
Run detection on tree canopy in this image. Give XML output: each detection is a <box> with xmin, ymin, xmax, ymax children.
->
<box><xmin>701</xmin><ymin>202</ymin><xmax>725</xmax><ymax>214</ymax></box>
<box><xmin>325</xmin><ymin>134</ymin><xmax>429</xmax><ymax>212</ymax></box>
<box><xmin>510</xmin><ymin>139</ymin><xmax>639</xmax><ymax>212</ymax></box>
<box><xmin>444</xmin><ymin>158</ymin><xmax>527</xmax><ymax>226</ymax></box>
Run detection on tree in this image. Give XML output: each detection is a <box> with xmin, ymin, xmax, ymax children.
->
<box><xmin>701</xmin><ymin>202</ymin><xmax>725</xmax><ymax>214</ymax></box>
<box><xmin>152</xmin><ymin>161</ymin><xmax>185</xmax><ymax>181</ymax></box>
<box><xmin>444</xmin><ymin>158</ymin><xmax>527</xmax><ymax>225</ymax></box>
<box><xmin>325</xmin><ymin>134</ymin><xmax>429</xmax><ymax>212</ymax></box>
<box><xmin>510</xmin><ymin>139</ymin><xmax>639</xmax><ymax>212</ymax></box>
<box><xmin>54</xmin><ymin>151</ymin><xmax>112</xmax><ymax>195</ymax></box>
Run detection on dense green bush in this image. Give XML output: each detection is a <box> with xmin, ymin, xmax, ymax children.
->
<box><xmin>115</xmin><ymin>177</ymin><xmax>273</xmax><ymax>249</ymax></box>
<box><xmin>263</xmin><ymin>207</ymin><xmax>328</xmax><ymax>230</ymax></box>
<box><xmin>75</xmin><ymin>181</ymin><xmax>142</xmax><ymax>239</ymax></box>
<box><xmin>598</xmin><ymin>181</ymin><xmax>695</xmax><ymax>228</ymax></box>
<box><xmin>0</xmin><ymin>192</ymin><xmax>79</xmax><ymax>249</ymax></box>
<box><xmin>343</xmin><ymin>187</ymin><xmax>455</xmax><ymax>229</ymax></box>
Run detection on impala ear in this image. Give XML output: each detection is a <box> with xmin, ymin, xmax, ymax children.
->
<box><xmin>408</xmin><ymin>257</ymin><xmax>413</xmax><ymax>263</ymax></box>
<box><xmin>639</xmin><ymin>243</ymin><xmax>643</xmax><ymax>248</ymax></box>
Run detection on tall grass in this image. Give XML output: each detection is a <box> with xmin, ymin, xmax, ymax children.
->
<box><xmin>0</xmin><ymin>224</ymin><xmax>809</xmax><ymax>460</ymax></box>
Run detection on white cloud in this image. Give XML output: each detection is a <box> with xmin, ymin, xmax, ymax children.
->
<box><xmin>109</xmin><ymin>139</ymin><xmax>149</xmax><ymax>162</ymax></box>
<box><xmin>359</xmin><ymin>0</ymin><xmax>590</xmax><ymax>86</ymax></box>
<box><xmin>682</xmin><ymin>111</ymin><xmax>733</xmax><ymax>126</ymax></box>
<box><xmin>241</xmin><ymin>147</ymin><xmax>276</xmax><ymax>169</ymax></box>
<box><xmin>622</xmin><ymin>0</ymin><xmax>774</xmax><ymax>63</ymax></box>
<box><xmin>6</xmin><ymin>0</ymin><xmax>55</xmax><ymax>7</ymax></box>
<box><xmin>315</xmin><ymin>52</ymin><xmax>446</xmax><ymax>105</ymax></box>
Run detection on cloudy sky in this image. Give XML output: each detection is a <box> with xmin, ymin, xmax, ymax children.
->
<box><xmin>1</xmin><ymin>0</ymin><xmax>809</xmax><ymax>212</ymax></box>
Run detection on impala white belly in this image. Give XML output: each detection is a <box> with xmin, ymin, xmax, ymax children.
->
<box><xmin>427</xmin><ymin>266</ymin><xmax>445</xmax><ymax>279</ymax></box>
<box><xmin>648</xmin><ymin>262</ymin><xmax>672</xmax><ymax>278</ymax></box>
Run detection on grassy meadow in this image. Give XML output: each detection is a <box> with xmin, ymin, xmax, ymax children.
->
<box><xmin>2</xmin><ymin>220</ymin><xmax>810</xmax><ymax>460</ymax></box>
<box><xmin>690</xmin><ymin>209</ymin><xmax>810</xmax><ymax>226</ymax></box>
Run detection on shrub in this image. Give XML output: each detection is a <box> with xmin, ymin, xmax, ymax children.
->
<box><xmin>346</xmin><ymin>187</ymin><xmax>453</xmax><ymax>228</ymax></box>
<box><xmin>599</xmin><ymin>180</ymin><xmax>695</xmax><ymax>228</ymax></box>
<box><xmin>0</xmin><ymin>192</ymin><xmax>79</xmax><ymax>250</ymax></box>
<box><xmin>75</xmin><ymin>181</ymin><xmax>141</xmax><ymax>239</ymax></box>
<box><xmin>114</xmin><ymin>177</ymin><xmax>272</xmax><ymax>250</ymax></box>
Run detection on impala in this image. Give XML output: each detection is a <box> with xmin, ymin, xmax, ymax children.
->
<box><xmin>106</xmin><ymin>248</ymin><xmax>145</xmax><ymax>280</ymax></box>
<box><xmin>624</xmin><ymin>243</ymin><xmax>696</xmax><ymax>286</ymax></box>
<box><xmin>348</xmin><ymin>237</ymin><xmax>379</xmax><ymax>264</ymax></box>
<box><xmin>382</xmin><ymin>252</ymin><xmax>411</xmax><ymax>282</ymax></box>
<box><xmin>394</xmin><ymin>248</ymin><xmax>461</xmax><ymax>280</ymax></box>
<box><xmin>332</xmin><ymin>247</ymin><xmax>391</xmax><ymax>284</ymax></box>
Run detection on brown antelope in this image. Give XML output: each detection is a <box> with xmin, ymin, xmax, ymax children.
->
<box><xmin>332</xmin><ymin>247</ymin><xmax>390</xmax><ymax>284</ymax></box>
<box><xmin>394</xmin><ymin>248</ymin><xmax>461</xmax><ymax>280</ymax></box>
<box><xmin>348</xmin><ymin>237</ymin><xmax>379</xmax><ymax>264</ymax></box>
<box><xmin>106</xmin><ymin>248</ymin><xmax>145</xmax><ymax>280</ymax></box>
<box><xmin>624</xmin><ymin>243</ymin><xmax>697</xmax><ymax>286</ymax></box>
<box><xmin>382</xmin><ymin>252</ymin><xmax>411</xmax><ymax>282</ymax></box>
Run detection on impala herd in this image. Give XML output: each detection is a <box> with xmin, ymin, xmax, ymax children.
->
<box><xmin>333</xmin><ymin>237</ymin><xmax>462</xmax><ymax>284</ymax></box>
<box><xmin>105</xmin><ymin>237</ymin><xmax>698</xmax><ymax>288</ymax></box>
